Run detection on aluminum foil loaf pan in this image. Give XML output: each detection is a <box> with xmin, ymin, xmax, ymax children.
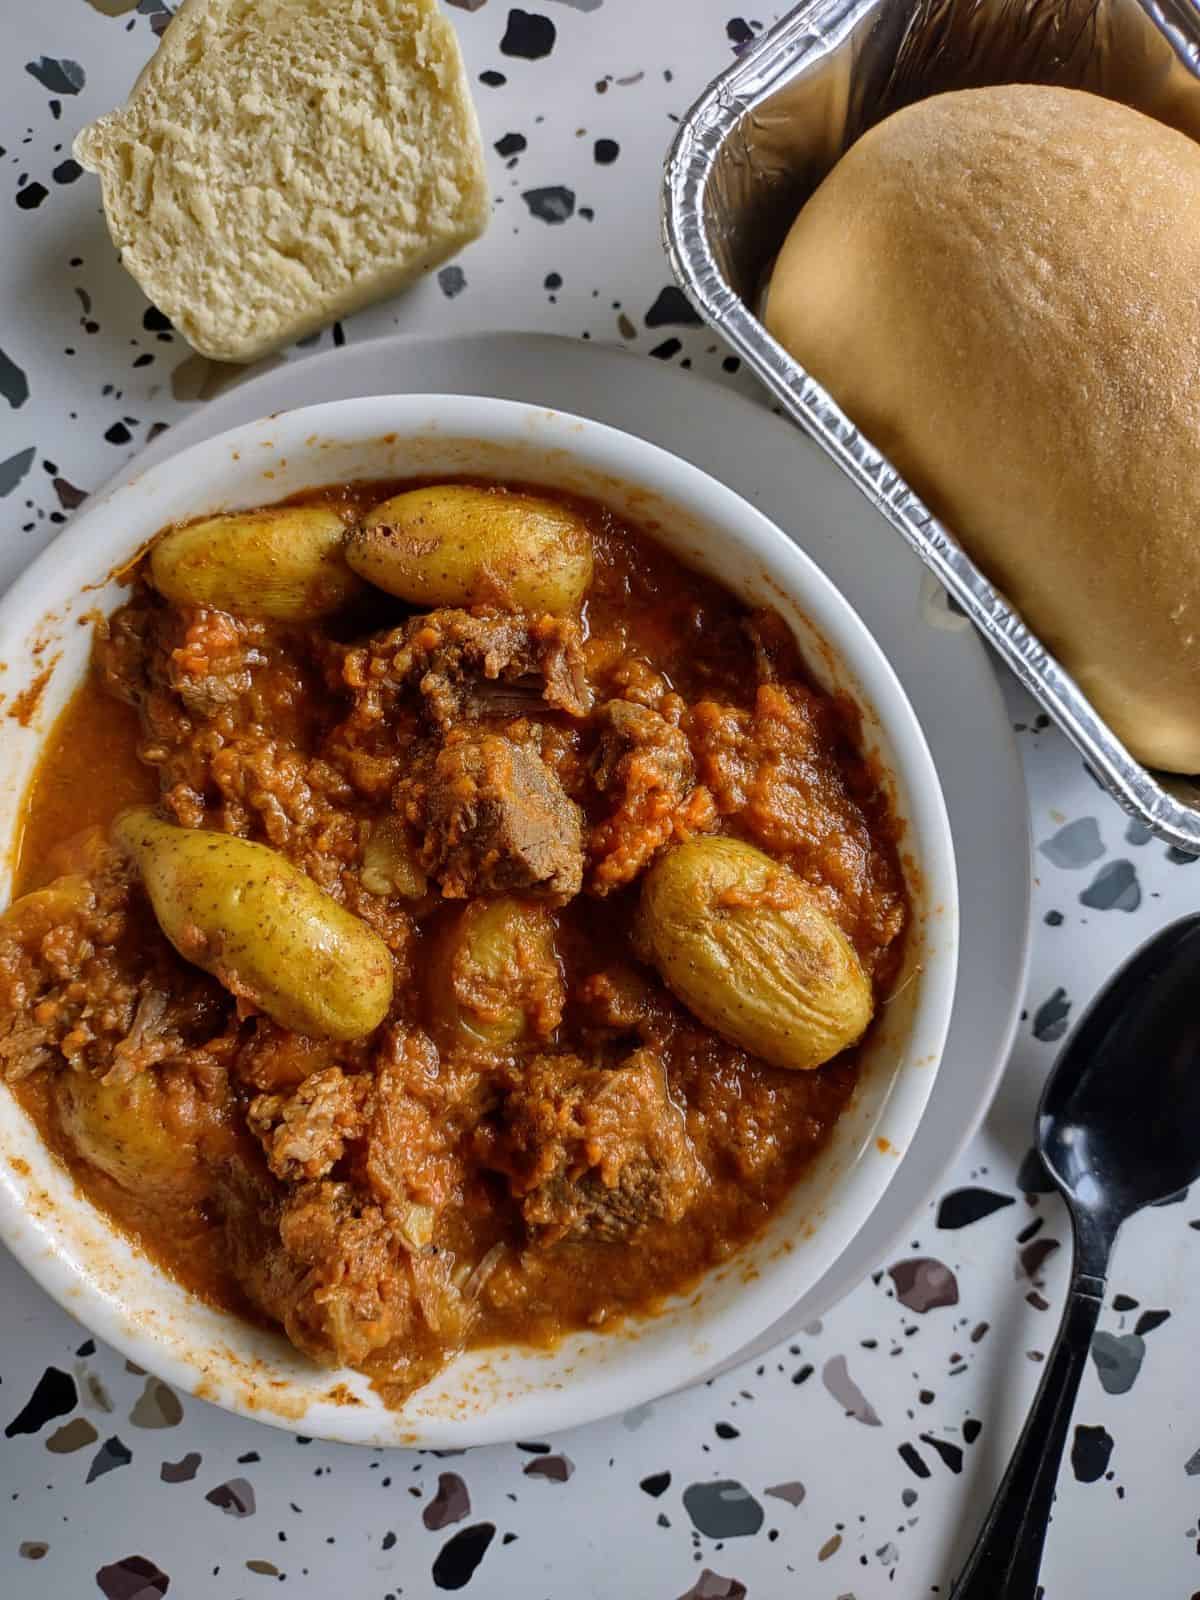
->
<box><xmin>663</xmin><ymin>0</ymin><xmax>1200</xmax><ymax>853</ymax></box>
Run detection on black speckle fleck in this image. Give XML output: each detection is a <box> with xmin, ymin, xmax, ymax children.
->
<box><xmin>1044</xmin><ymin>909</ymin><xmax>1064</xmax><ymax>926</ymax></box>
<box><xmin>1071</xmin><ymin>1424</ymin><xmax>1114</xmax><ymax>1483</ymax></box>
<box><xmin>5</xmin><ymin>1367</ymin><xmax>77</xmax><ymax>1438</ymax></box>
<box><xmin>543</xmin><ymin>272</ymin><xmax>562</xmax><ymax>290</ymax></box>
<box><xmin>594</xmin><ymin>138</ymin><xmax>619</xmax><ymax>164</ymax></box>
<box><xmin>52</xmin><ymin>159</ymin><xmax>82</xmax><ymax>184</ymax></box>
<box><xmin>1167</xmin><ymin>846</ymin><xmax>1198</xmax><ymax>865</ymax></box>
<box><xmin>646</xmin><ymin>285</ymin><xmax>703</xmax><ymax>328</ymax></box>
<box><xmin>494</xmin><ymin>132</ymin><xmax>526</xmax><ymax>157</ymax></box>
<box><xmin>650</xmin><ymin>337</ymin><xmax>683</xmax><ymax>360</ymax></box>
<box><xmin>432</xmin><ymin>1523</ymin><xmax>496</xmax><ymax>1590</ymax></box>
<box><xmin>898</xmin><ymin>1443</ymin><xmax>931</xmax><ymax>1480</ymax></box>
<box><xmin>500</xmin><ymin>9</ymin><xmax>556</xmax><ymax>59</ymax></box>
<box><xmin>479</xmin><ymin>69</ymin><xmax>507</xmax><ymax>87</ymax></box>
<box><xmin>105</xmin><ymin>422</ymin><xmax>132</xmax><ymax>445</ymax></box>
<box><xmin>641</xmin><ymin>1471</ymin><xmax>671</xmax><ymax>1498</ymax></box>
<box><xmin>16</xmin><ymin>181</ymin><xmax>48</xmax><ymax>211</ymax></box>
<box><xmin>1134</xmin><ymin>1309</ymin><xmax>1170</xmax><ymax>1337</ymax></box>
<box><xmin>963</xmin><ymin>1419</ymin><xmax>982</xmax><ymax>1444</ymax></box>
<box><xmin>714</xmin><ymin>1422</ymin><xmax>739</xmax><ymax>1440</ymax></box>
<box><xmin>936</xmin><ymin>1187</ymin><xmax>1015</xmax><ymax>1229</ymax></box>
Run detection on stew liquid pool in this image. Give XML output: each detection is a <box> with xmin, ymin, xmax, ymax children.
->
<box><xmin>1</xmin><ymin>478</ymin><xmax>907</xmax><ymax>1405</ymax></box>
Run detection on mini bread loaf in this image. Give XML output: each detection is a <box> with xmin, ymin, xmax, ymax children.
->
<box><xmin>74</xmin><ymin>0</ymin><xmax>489</xmax><ymax>363</ymax></box>
<box><xmin>765</xmin><ymin>85</ymin><xmax>1200</xmax><ymax>774</ymax></box>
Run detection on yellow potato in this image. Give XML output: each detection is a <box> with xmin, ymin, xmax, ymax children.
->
<box><xmin>149</xmin><ymin>505</ymin><xmax>363</xmax><ymax>620</ymax></box>
<box><xmin>0</xmin><ymin>876</ymin><xmax>93</xmax><ymax>945</ymax></box>
<box><xmin>637</xmin><ymin>836</ymin><xmax>873</xmax><ymax>1071</ymax></box>
<box><xmin>428</xmin><ymin>896</ymin><xmax>562</xmax><ymax>1050</ymax></box>
<box><xmin>346</xmin><ymin>485</ymin><xmax>593</xmax><ymax>613</ymax></box>
<box><xmin>56</xmin><ymin>1068</ymin><xmax>206</xmax><ymax>1201</ymax></box>
<box><xmin>114</xmin><ymin>808</ymin><xmax>393</xmax><ymax>1040</ymax></box>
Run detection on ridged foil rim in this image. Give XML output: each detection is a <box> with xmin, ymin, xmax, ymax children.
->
<box><xmin>662</xmin><ymin>0</ymin><xmax>1200</xmax><ymax>853</ymax></box>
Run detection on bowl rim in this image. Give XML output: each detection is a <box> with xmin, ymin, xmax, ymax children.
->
<box><xmin>0</xmin><ymin>393</ymin><xmax>958</xmax><ymax>1445</ymax></box>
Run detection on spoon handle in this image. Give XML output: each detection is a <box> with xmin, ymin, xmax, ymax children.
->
<box><xmin>950</xmin><ymin>1252</ymin><xmax>1110</xmax><ymax>1599</ymax></box>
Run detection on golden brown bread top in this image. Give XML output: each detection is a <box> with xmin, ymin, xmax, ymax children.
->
<box><xmin>766</xmin><ymin>84</ymin><xmax>1200</xmax><ymax>773</ymax></box>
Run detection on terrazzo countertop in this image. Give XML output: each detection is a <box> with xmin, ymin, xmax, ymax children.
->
<box><xmin>3</xmin><ymin>5</ymin><xmax>1200</xmax><ymax>1597</ymax></box>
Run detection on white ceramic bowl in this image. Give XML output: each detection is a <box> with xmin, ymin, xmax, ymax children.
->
<box><xmin>0</xmin><ymin>395</ymin><xmax>957</xmax><ymax>1446</ymax></box>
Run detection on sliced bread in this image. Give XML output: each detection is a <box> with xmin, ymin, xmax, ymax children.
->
<box><xmin>75</xmin><ymin>0</ymin><xmax>489</xmax><ymax>363</ymax></box>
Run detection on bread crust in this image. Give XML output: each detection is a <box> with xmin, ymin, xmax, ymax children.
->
<box><xmin>766</xmin><ymin>84</ymin><xmax>1200</xmax><ymax>773</ymax></box>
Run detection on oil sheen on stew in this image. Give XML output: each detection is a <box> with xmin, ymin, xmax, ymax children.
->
<box><xmin>1</xmin><ymin>477</ymin><xmax>908</xmax><ymax>1406</ymax></box>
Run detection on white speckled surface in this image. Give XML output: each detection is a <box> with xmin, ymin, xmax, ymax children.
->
<box><xmin>2</xmin><ymin>5</ymin><xmax>1198</xmax><ymax>1597</ymax></box>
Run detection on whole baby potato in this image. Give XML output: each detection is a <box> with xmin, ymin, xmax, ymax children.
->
<box><xmin>56</xmin><ymin>1068</ymin><xmax>207</xmax><ymax>1201</ymax></box>
<box><xmin>149</xmin><ymin>505</ymin><xmax>363</xmax><ymax>620</ymax></box>
<box><xmin>637</xmin><ymin>836</ymin><xmax>873</xmax><ymax>1071</ymax></box>
<box><xmin>346</xmin><ymin>485</ymin><xmax>593</xmax><ymax>613</ymax></box>
<box><xmin>428</xmin><ymin>895</ymin><xmax>563</xmax><ymax>1050</ymax></box>
<box><xmin>113</xmin><ymin>808</ymin><xmax>393</xmax><ymax>1040</ymax></box>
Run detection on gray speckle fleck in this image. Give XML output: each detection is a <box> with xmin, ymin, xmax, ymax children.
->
<box><xmin>1079</xmin><ymin>859</ymin><xmax>1141</xmax><ymax>912</ymax></box>
<box><xmin>424</xmin><ymin>1471</ymin><xmax>470</xmax><ymax>1530</ymax></box>
<box><xmin>0</xmin><ymin>347</ymin><xmax>28</xmax><ymax>408</ymax></box>
<box><xmin>86</xmin><ymin>1435</ymin><xmax>133</xmax><ymax>1483</ymax></box>
<box><xmin>522</xmin><ymin>185</ymin><xmax>575</xmax><ymax>223</ymax></box>
<box><xmin>622</xmin><ymin>1402</ymin><xmax>654</xmax><ymax>1430</ymax></box>
<box><xmin>1185</xmin><ymin>1446</ymin><xmax>1200</xmax><ymax>1476</ymax></box>
<box><xmin>1125</xmin><ymin>819</ymin><xmax>1153</xmax><ymax>846</ymax></box>
<box><xmin>1033</xmin><ymin>987</ymin><xmax>1071</xmax><ymax>1042</ymax></box>
<box><xmin>1091</xmin><ymin>1331</ymin><xmax>1146</xmax><ymax>1395</ymax></box>
<box><xmin>822</xmin><ymin>1355</ymin><xmax>882</xmax><ymax>1425</ymax></box>
<box><xmin>0</xmin><ymin>445</ymin><xmax>36</xmax><ymax>496</ymax></box>
<box><xmin>682</xmin><ymin>1480</ymin><xmax>764</xmax><ymax>1538</ymax></box>
<box><xmin>437</xmin><ymin>265</ymin><xmax>467</xmax><ymax>298</ymax></box>
<box><xmin>1038</xmin><ymin>817</ymin><xmax>1104</xmax><ymax>869</ymax></box>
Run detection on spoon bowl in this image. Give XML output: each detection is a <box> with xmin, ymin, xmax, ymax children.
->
<box><xmin>1039</xmin><ymin>913</ymin><xmax>1200</xmax><ymax>1219</ymax></box>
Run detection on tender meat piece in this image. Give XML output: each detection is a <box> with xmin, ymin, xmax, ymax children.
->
<box><xmin>418</xmin><ymin>732</ymin><xmax>584</xmax><ymax>901</ymax></box>
<box><xmin>483</xmin><ymin>1049</ymin><xmax>706</xmax><ymax>1245</ymax></box>
<box><xmin>220</xmin><ymin>1168</ymin><xmax>469</xmax><ymax>1374</ymax></box>
<box><xmin>248</xmin><ymin>1067</ymin><xmax>375</xmax><ymax>1181</ymax></box>
<box><xmin>0</xmin><ymin>830</ymin><xmax>234</xmax><ymax>1083</ymax></box>
<box><xmin>588</xmin><ymin>699</ymin><xmax>715</xmax><ymax>893</ymax></box>
<box><xmin>339</xmin><ymin>608</ymin><xmax>592</xmax><ymax>733</ymax></box>
<box><xmin>688</xmin><ymin>681</ymin><xmax>906</xmax><ymax>964</ymax></box>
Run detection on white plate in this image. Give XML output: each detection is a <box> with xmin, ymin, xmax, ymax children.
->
<box><xmin>118</xmin><ymin>331</ymin><xmax>1030</xmax><ymax>1366</ymax></box>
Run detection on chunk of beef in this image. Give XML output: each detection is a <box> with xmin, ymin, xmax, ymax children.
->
<box><xmin>219</xmin><ymin>1167</ymin><xmax>469</xmax><ymax>1375</ymax></box>
<box><xmin>417</xmin><ymin>732</ymin><xmax>584</xmax><ymax>901</ymax></box>
<box><xmin>588</xmin><ymin>699</ymin><xmax>715</xmax><ymax>893</ymax></box>
<box><xmin>340</xmin><ymin>609</ymin><xmax>592</xmax><ymax>734</ymax></box>
<box><xmin>248</xmin><ymin>1067</ymin><xmax>374</xmax><ymax>1181</ymax></box>
<box><xmin>484</xmin><ymin>1049</ymin><xmax>705</xmax><ymax>1245</ymax></box>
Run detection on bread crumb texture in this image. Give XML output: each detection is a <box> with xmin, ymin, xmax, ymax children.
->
<box><xmin>74</xmin><ymin>0</ymin><xmax>490</xmax><ymax>362</ymax></box>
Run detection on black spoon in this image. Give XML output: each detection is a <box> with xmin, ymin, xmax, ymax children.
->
<box><xmin>951</xmin><ymin>913</ymin><xmax>1200</xmax><ymax>1600</ymax></box>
